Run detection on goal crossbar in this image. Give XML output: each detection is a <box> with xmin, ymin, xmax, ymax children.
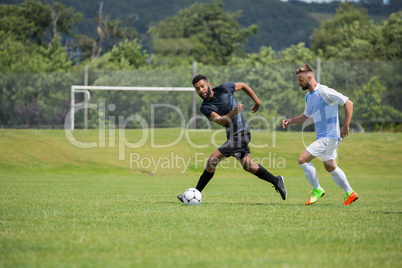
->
<box><xmin>70</xmin><ymin>85</ymin><xmax>195</xmax><ymax>130</ymax></box>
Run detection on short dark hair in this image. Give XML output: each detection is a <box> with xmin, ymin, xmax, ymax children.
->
<box><xmin>192</xmin><ymin>74</ymin><xmax>208</xmax><ymax>85</ymax></box>
<box><xmin>296</xmin><ymin>64</ymin><xmax>314</xmax><ymax>75</ymax></box>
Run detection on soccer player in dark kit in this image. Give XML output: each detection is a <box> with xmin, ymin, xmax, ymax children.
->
<box><xmin>177</xmin><ymin>75</ymin><xmax>286</xmax><ymax>202</ymax></box>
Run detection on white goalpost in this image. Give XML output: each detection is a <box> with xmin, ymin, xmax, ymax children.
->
<box><xmin>70</xmin><ymin>85</ymin><xmax>196</xmax><ymax>130</ymax></box>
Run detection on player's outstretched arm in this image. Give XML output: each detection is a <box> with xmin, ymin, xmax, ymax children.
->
<box><xmin>234</xmin><ymin>82</ymin><xmax>261</xmax><ymax>113</ymax></box>
<box><xmin>209</xmin><ymin>104</ymin><xmax>244</xmax><ymax>126</ymax></box>
<box><xmin>341</xmin><ymin>99</ymin><xmax>353</xmax><ymax>138</ymax></box>
<box><xmin>282</xmin><ymin>114</ymin><xmax>309</xmax><ymax>128</ymax></box>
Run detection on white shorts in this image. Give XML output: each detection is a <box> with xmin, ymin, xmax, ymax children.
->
<box><xmin>306</xmin><ymin>138</ymin><xmax>340</xmax><ymax>162</ymax></box>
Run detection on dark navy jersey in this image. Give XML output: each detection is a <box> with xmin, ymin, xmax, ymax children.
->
<box><xmin>200</xmin><ymin>82</ymin><xmax>249</xmax><ymax>138</ymax></box>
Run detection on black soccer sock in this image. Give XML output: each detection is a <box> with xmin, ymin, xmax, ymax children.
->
<box><xmin>254</xmin><ymin>164</ymin><xmax>279</xmax><ymax>185</ymax></box>
<box><xmin>196</xmin><ymin>170</ymin><xmax>215</xmax><ymax>192</ymax></box>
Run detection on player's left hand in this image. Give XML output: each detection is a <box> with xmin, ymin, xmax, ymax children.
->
<box><xmin>340</xmin><ymin>125</ymin><xmax>349</xmax><ymax>138</ymax></box>
<box><xmin>251</xmin><ymin>102</ymin><xmax>260</xmax><ymax>113</ymax></box>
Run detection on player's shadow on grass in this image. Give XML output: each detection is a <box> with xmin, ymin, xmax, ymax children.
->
<box><xmin>370</xmin><ymin>211</ymin><xmax>402</xmax><ymax>215</ymax></box>
<box><xmin>229</xmin><ymin>202</ymin><xmax>297</xmax><ymax>206</ymax></box>
<box><xmin>159</xmin><ymin>201</ymin><xmax>302</xmax><ymax>207</ymax></box>
<box><xmin>156</xmin><ymin>201</ymin><xmax>291</xmax><ymax>206</ymax></box>
<box><xmin>157</xmin><ymin>200</ymin><xmax>362</xmax><ymax>207</ymax></box>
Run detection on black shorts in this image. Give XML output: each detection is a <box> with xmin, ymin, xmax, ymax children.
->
<box><xmin>218</xmin><ymin>130</ymin><xmax>251</xmax><ymax>160</ymax></box>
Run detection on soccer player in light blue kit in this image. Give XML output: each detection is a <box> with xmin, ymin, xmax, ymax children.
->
<box><xmin>282</xmin><ymin>64</ymin><xmax>359</xmax><ymax>206</ymax></box>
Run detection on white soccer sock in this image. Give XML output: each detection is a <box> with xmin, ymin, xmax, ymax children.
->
<box><xmin>330</xmin><ymin>167</ymin><xmax>353</xmax><ymax>193</ymax></box>
<box><xmin>300</xmin><ymin>163</ymin><xmax>320</xmax><ymax>189</ymax></box>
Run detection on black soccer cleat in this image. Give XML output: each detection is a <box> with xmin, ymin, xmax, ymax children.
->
<box><xmin>274</xmin><ymin>176</ymin><xmax>287</xmax><ymax>200</ymax></box>
<box><xmin>177</xmin><ymin>195</ymin><xmax>184</xmax><ymax>203</ymax></box>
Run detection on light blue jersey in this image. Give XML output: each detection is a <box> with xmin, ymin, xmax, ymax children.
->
<box><xmin>303</xmin><ymin>84</ymin><xmax>349</xmax><ymax>141</ymax></box>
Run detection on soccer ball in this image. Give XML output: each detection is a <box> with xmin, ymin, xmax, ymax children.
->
<box><xmin>182</xmin><ymin>188</ymin><xmax>202</xmax><ymax>206</ymax></box>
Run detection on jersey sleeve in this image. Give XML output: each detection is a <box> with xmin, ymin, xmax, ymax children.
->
<box><xmin>320</xmin><ymin>86</ymin><xmax>349</xmax><ymax>106</ymax></box>
<box><xmin>200</xmin><ymin>105</ymin><xmax>214</xmax><ymax>121</ymax></box>
<box><xmin>221</xmin><ymin>82</ymin><xmax>236</xmax><ymax>94</ymax></box>
<box><xmin>303</xmin><ymin>93</ymin><xmax>312</xmax><ymax>117</ymax></box>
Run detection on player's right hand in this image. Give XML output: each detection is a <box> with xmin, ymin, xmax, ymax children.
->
<box><xmin>234</xmin><ymin>103</ymin><xmax>244</xmax><ymax>114</ymax></box>
<box><xmin>282</xmin><ymin>119</ymin><xmax>291</xmax><ymax>128</ymax></box>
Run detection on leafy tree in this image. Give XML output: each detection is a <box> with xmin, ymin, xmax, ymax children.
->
<box><xmin>147</xmin><ymin>53</ymin><xmax>196</xmax><ymax>69</ymax></box>
<box><xmin>0</xmin><ymin>1</ymin><xmax>83</xmax><ymax>72</ymax></box>
<box><xmin>69</xmin><ymin>34</ymin><xmax>96</xmax><ymax>62</ymax></box>
<box><xmin>311</xmin><ymin>3</ymin><xmax>402</xmax><ymax>60</ymax></box>
<box><xmin>148</xmin><ymin>0</ymin><xmax>258</xmax><ymax>65</ymax></box>
<box><xmin>104</xmin><ymin>19</ymin><xmax>138</xmax><ymax>50</ymax></box>
<box><xmin>87</xmin><ymin>2</ymin><xmax>139</xmax><ymax>60</ymax></box>
<box><xmin>354</xmin><ymin>76</ymin><xmax>388</xmax><ymax>121</ymax></box>
<box><xmin>108</xmin><ymin>39</ymin><xmax>148</xmax><ymax>69</ymax></box>
<box><xmin>228</xmin><ymin>42</ymin><xmax>317</xmax><ymax>66</ymax></box>
<box><xmin>227</xmin><ymin>46</ymin><xmax>277</xmax><ymax>66</ymax></box>
<box><xmin>88</xmin><ymin>39</ymin><xmax>148</xmax><ymax>70</ymax></box>
<box><xmin>226</xmin><ymin>0</ymin><xmax>319</xmax><ymax>52</ymax></box>
<box><xmin>353</xmin><ymin>76</ymin><xmax>402</xmax><ymax>131</ymax></box>
<box><xmin>376</xmin><ymin>11</ymin><xmax>402</xmax><ymax>60</ymax></box>
<box><xmin>50</xmin><ymin>1</ymin><xmax>83</xmax><ymax>38</ymax></box>
<box><xmin>0</xmin><ymin>33</ymin><xmax>71</xmax><ymax>73</ymax></box>
<box><xmin>5</xmin><ymin>0</ymin><xmax>399</xmax><ymax>55</ymax></box>
<box><xmin>277</xmin><ymin>42</ymin><xmax>317</xmax><ymax>64</ymax></box>
<box><xmin>0</xmin><ymin>0</ymin><xmax>51</xmax><ymax>45</ymax></box>
<box><xmin>311</xmin><ymin>3</ymin><xmax>371</xmax><ymax>58</ymax></box>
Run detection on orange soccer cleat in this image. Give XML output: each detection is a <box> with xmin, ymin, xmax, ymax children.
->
<box><xmin>343</xmin><ymin>191</ymin><xmax>359</xmax><ymax>206</ymax></box>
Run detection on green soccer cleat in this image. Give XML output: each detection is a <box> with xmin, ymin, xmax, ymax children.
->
<box><xmin>305</xmin><ymin>187</ymin><xmax>325</xmax><ymax>205</ymax></box>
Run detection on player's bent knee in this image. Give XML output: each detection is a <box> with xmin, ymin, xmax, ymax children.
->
<box><xmin>298</xmin><ymin>156</ymin><xmax>307</xmax><ymax>165</ymax></box>
<box><xmin>242</xmin><ymin>164</ymin><xmax>252</xmax><ymax>172</ymax></box>
<box><xmin>205</xmin><ymin>161</ymin><xmax>217</xmax><ymax>173</ymax></box>
<box><xmin>323</xmin><ymin>162</ymin><xmax>337</xmax><ymax>172</ymax></box>
<box><xmin>207</xmin><ymin>157</ymin><xmax>220</xmax><ymax>169</ymax></box>
<box><xmin>242</xmin><ymin>162</ymin><xmax>257</xmax><ymax>173</ymax></box>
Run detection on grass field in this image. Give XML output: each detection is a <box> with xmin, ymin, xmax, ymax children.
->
<box><xmin>1</xmin><ymin>129</ymin><xmax>401</xmax><ymax>267</ymax></box>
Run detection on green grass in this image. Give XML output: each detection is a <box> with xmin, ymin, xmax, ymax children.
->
<box><xmin>1</xmin><ymin>129</ymin><xmax>401</xmax><ymax>267</ymax></box>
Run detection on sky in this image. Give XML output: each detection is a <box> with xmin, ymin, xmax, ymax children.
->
<box><xmin>282</xmin><ymin>0</ymin><xmax>390</xmax><ymax>3</ymax></box>
<box><xmin>281</xmin><ymin>0</ymin><xmax>358</xmax><ymax>2</ymax></box>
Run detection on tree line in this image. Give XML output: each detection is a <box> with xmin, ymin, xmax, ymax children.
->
<box><xmin>0</xmin><ymin>0</ymin><xmax>401</xmax><ymax>131</ymax></box>
<box><xmin>0</xmin><ymin>0</ymin><xmax>401</xmax><ymax>71</ymax></box>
